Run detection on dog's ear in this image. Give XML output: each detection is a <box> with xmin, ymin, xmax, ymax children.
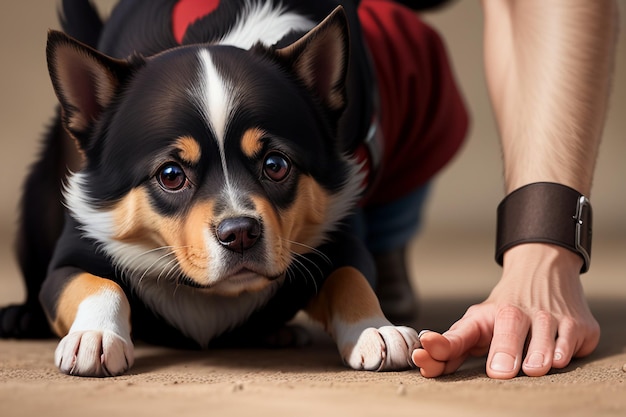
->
<box><xmin>46</xmin><ymin>30</ymin><xmax>135</xmax><ymax>150</ymax></box>
<box><xmin>274</xmin><ymin>6</ymin><xmax>349</xmax><ymax>114</ymax></box>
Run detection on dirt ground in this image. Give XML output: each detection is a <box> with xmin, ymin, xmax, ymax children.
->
<box><xmin>1</xmin><ymin>233</ymin><xmax>625</xmax><ymax>417</ymax></box>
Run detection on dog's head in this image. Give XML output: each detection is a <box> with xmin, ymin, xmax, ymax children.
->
<box><xmin>47</xmin><ymin>7</ymin><xmax>363</xmax><ymax>295</ymax></box>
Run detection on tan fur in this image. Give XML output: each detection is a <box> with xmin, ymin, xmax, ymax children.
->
<box><xmin>109</xmin><ymin>173</ymin><xmax>329</xmax><ymax>286</ymax></box>
<box><xmin>111</xmin><ymin>188</ymin><xmax>160</xmax><ymax>244</ymax></box>
<box><xmin>306</xmin><ymin>266</ymin><xmax>384</xmax><ymax>329</ymax></box>
<box><xmin>52</xmin><ymin>273</ymin><xmax>126</xmax><ymax>336</ymax></box>
<box><xmin>111</xmin><ymin>187</ymin><xmax>214</xmax><ymax>283</ymax></box>
<box><xmin>174</xmin><ymin>136</ymin><xmax>202</xmax><ymax>165</ymax></box>
<box><xmin>173</xmin><ymin>201</ymin><xmax>216</xmax><ymax>278</ymax></box>
<box><xmin>252</xmin><ymin>175</ymin><xmax>329</xmax><ymax>256</ymax></box>
<box><xmin>240</xmin><ymin>128</ymin><xmax>266</xmax><ymax>158</ymax></box>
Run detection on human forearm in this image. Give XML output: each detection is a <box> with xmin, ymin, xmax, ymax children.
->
<box><xmin>482</xmin><ymin>0</ymin><xmax>619</xmax><ymax>195</ymax></box>
<box><xmin>413</xmin><ymin>0</ymin><xmax>617</xmax><ymax>380</ymax></box>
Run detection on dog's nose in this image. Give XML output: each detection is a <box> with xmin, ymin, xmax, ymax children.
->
<box><xmin>215</xmin><ymin>217</ymin><xmax>261</xmax><ymax>253</ymax></box>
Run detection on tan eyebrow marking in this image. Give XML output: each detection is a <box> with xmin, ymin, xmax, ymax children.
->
<box><xmin>241</xmin><ymin>128</ymin><xmax>266</xmax><ymax>158</ymax></box>
<box><xmin>175</xmin><ymin>136</ymin><xmax>202</xmax><ymax>164</ymax></box>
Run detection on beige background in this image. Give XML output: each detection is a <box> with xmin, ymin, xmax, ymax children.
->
<box><xmin>0</xmin><ymin>2</ymin><xmax>625</xmax><ymax>416</ymax></box>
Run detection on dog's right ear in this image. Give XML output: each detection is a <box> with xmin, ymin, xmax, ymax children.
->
<box><xmin>273</xmin><ymin>7</ymin><xmax>350</xmax><ymax>117</ymax></box>
<box><xmin>46</xmin><ymin>30</ymin><xmax>136</xmax><ymax>150</ymax></box>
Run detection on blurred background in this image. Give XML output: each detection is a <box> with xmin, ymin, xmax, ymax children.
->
<box><xmin>0</xmin><ymin>1</ymin><xmax>624</xmax><ymax>307</ymax></box>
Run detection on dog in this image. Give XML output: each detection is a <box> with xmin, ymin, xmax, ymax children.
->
<box><xmin>0</xmin><ymin>0</ymin><xmax>437</xmax><ymax>377</ymax></box>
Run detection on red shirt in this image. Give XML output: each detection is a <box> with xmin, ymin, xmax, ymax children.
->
<box><xmin>358</xmin><ymin>0</ymin><xmax>468</xmax><ymax>204</ymax></box>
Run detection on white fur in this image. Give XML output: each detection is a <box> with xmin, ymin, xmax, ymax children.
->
<box><xmin>192</xmin><ymin>49</ymin><xmax>232</xmax><ymax>145</ymax></box>
<box><xmin>218</xmin><ymin>0</ymin><xmax>315</xmax><ymax>50</ymax></box>
<box><xmin>55</xmin><ymin>289</ymin><xmax>133</xmax><ymax>377</ymax></box>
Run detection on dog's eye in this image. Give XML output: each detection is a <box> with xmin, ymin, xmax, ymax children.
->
<box><xmin>157</xmin><ymin>163</ymin><xmax>187</xmax><ymax>191</ymax></box>
<box><xmin>263</xmin><ymin>153</ymin><xmax>291</xmax><ymax>182</ymax></box>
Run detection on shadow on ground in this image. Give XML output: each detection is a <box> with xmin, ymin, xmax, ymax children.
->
<box><xmin>123</xmin><ymin>296</ymin><xmax>625</xmax><ymax>377</ymax></box>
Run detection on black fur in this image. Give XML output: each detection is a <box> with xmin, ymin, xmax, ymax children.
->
<box><xmin>59</xmin><ymin>0</ymin><xmax>103</xmax><ymax>48</ymax></box>
<box><xmin>1</xmin><ymin>112</ymin><xmax>69</xmax><ymax>338</ymax></box>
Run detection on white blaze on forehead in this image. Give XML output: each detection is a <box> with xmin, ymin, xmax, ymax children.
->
<box><xmin>189</xmin><ymin>49</ymin><xmax>251</xmax><ymax>213</ymax></box>
<box><xmin>185</xmin><ymin>1</ymin><xmax>315</xmax><ymax>213</ymax></box>
<box><xmin>192</xmin><ymin>49</ymin><xmax>232</xmax><ymax>145</ymax></box>
<box><xmin>219</xmin><ymin>0</ymin><xmax>316</xmax><ymax>50</ymax></box>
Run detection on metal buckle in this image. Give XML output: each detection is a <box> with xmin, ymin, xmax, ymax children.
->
<box><xmin>574</xmin><ymin>195</ymin><xmax>591</xmax><ymax>272</ymax></box>
<box><xmin>363</xmin><ymin>114</ymin><xmax>382</xmax><ymax>171</ymax></box>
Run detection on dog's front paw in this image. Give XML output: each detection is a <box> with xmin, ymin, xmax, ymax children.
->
<box><xmin>341</xmin><ymin>325</ymin><xmax>419</xmax><ymax>371</ymax></box>
<box><xmin>55</xmin><ymin>330</ymin><xmax>134</xmax><ymax>377</ymax></box>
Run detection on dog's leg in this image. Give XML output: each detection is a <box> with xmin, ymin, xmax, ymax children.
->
<box><xmin>0</xmin><ymin>111</ymin><xmax>76</xmax><ymax>338</ymax></box>
<box><xmin>41</xmin><ymin>267</ymin><xmax>134</xmax><ymax>377</ymax></box>
<box><xmin>306</xmin><ymin>266</ymin><xmax>419</xmax><ymax>371</ymax></box>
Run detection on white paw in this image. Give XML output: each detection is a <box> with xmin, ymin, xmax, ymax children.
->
<box><xmin>342</xmin><ymin>326</ymin><xmax>419</xmax><ymax>371</ymax></box>
<box><xmin>55</xmin><ymin>330</ymin><xmax>134</xmax><ymax>377</ymax></box>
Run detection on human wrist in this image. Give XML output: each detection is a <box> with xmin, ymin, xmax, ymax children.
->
<box><xmin>501</xmin><ymin>243</ymin><xmax>584</xmax><ymax>279</ymax></box>
<box><xmin>495</xmin><ymin>182</ymin><xmax>592</xmax><ymax>273</ymax></box>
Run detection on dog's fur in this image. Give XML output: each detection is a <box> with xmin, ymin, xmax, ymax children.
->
<box><xmin>0</xmin><ymin>0</ymin><xmax>422</xmax><ymax>376</ymax></box>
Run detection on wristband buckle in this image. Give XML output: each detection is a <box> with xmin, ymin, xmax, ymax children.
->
<box><xmin>575</xmin><ymin>195</ymin><xmax>591</xmax><ymax>272</ymax></box>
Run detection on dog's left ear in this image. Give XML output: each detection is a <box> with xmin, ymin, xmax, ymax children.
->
<box><xmin>274</xmin><ymin>6</ymin><xmax>349</xmax><ymax>114</ymax></box>
<box><xmin>46</xmin><ymin>30</ymin><xmax>137</xmax><ymax>150</ymax></box>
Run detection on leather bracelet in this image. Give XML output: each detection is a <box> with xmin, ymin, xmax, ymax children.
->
<box><xmin>495</xmin><ymin>182</ymin><xmax>592</xmax><ymax>273</ymax></box>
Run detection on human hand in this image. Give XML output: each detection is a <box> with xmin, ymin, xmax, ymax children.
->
<box><xmin>412</xmin><ymin>243</ymin><xmax>600</xmax><ymax>379</ymax></box>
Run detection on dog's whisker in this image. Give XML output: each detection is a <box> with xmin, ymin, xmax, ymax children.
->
<box><xmin>286</xmin><ymin>252</ymin><xmax>321</xmax><ymax>294</ymax></box>
<box><xmin>156</xmin><ymin>256</ymin><xmax>182</xmax><ymax>285</ymax></box>
<box><xmin>134</xmin><ymin>250</ymin><xmax>178</xmax><ymax>287</ymax></box>
<box><xmin>122</xmin><ymin>245</ymin><xmax>191</xmax><ymax>287</ymax></box>
<box><xmin>290</xmin><ymin>249</ymin><xmax>326</xmax><ymax>278</ymax></box>
<box><xmin>281</xmin><ymin>238</ymin><xmax>331</xmax><ymax>266</ymax></box>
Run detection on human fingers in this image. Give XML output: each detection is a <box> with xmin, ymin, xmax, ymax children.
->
<box><xmin>411</xmin><ymin>347</ymin><xmax>470</xmax><ymax>377</ymax></box>
<box><xmin>411</xmin><ymin>347</ymin><xmax>446</xmax><ymax>377</ymax></box>
<box><xmin>418</xmin><ymin>318</ymin><xmax>484</xmax><ymax>363</ymax></box>
<box><xmin>521</xmin><ymin>311</ymin><xmax>557</xmax><ymax>377</ymax></box>
<box><xmin>552</xmin><ymin>316</ymin><xmax>600</xmax><ymax>369</ymax></box>
<box><xmin>415</xmin><ymin>331</ymin><xmax>451</xmax><ymax>362</ymax></box>
<box><xmin>486</xmin><ymin>306</ymin><xmax>531</xmax><ymax>379</ymax></box>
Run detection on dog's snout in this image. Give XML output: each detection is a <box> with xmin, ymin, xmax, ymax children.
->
<box><xmin>216</xmin><ymin>217</ymin><xmax>261</xmax><ymax>253</ymax></box>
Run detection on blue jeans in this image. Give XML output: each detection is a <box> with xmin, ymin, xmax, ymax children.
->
<box><xmin>349</xmin><ymin>183</ymin><xmax>431</xmax><ymax>254</ymax></box>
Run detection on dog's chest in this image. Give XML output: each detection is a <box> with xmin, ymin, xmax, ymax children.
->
<box><xmin>133</xmin><ymin>276</ymin><xmax>282</xmax><ymax>347</ymax></box>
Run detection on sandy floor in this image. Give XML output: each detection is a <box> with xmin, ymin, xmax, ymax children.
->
<box><xmin>1</xmin><ymin>231</ymin><xmax>625</xmax><ymax>416</ymax></box>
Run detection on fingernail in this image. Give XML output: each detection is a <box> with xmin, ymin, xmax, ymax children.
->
<box><xmin>525</xmin><ymin>352</ymin><xmax>545</xmax><ymax>368</ymax></box>
<box><xmin>418</xmin><ymin>330</ymin><xmax>431</xmax><ymax>339</ymax></box>
<box><xmin>490</xmin><ymin>352</ymin><xmax>516</xmax><ymax>372</ymax></box>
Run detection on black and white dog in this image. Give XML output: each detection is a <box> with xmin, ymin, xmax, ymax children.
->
<box><xmin>0</xmin><ymin>0</ymin><xmax>435</xmax><ymax>377</ymax></box>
